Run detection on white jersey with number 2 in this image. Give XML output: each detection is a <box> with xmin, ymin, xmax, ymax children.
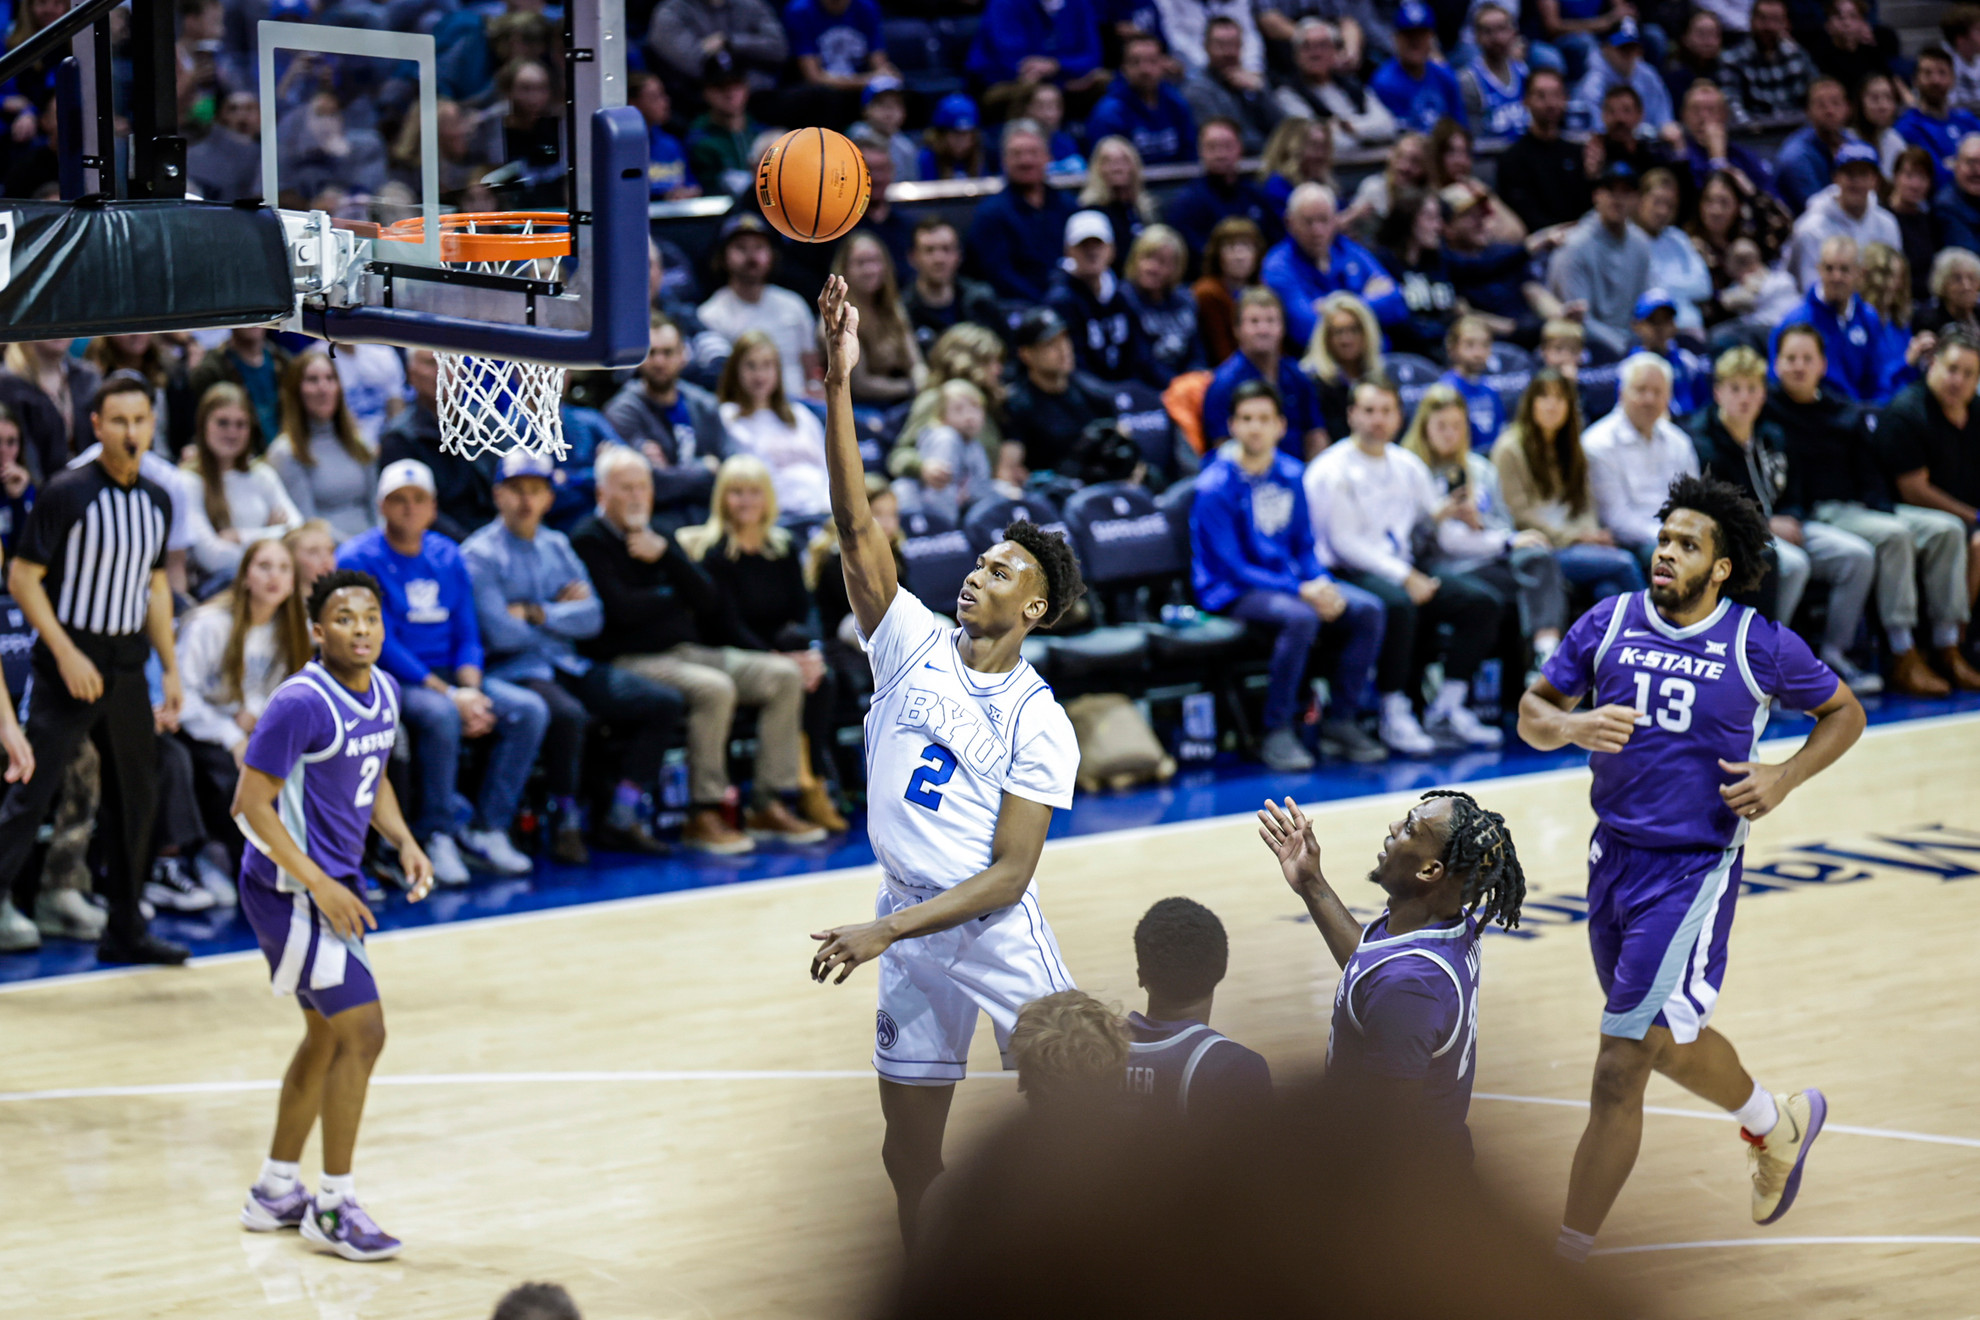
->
<box><xmin>860</xmin><ymin>589</ymin><xmax>1080</xmax><ymax>892</ymax></box>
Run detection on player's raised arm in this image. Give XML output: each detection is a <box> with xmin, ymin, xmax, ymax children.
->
<box><xmin>818</xmin><ymin>275</ymin><xmax>899</xmax><ymax>637</ymax></box>
<box><xmin>1258</xmin><ymin>798</ymin><xmax>1360</xmax><ymax>967</ymax></box>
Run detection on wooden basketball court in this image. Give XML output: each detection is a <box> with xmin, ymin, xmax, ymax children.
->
<box><xmin>5</xmin><ymin>712</ymin><xmax>1978</xmax><ymax>1320</ymax></box>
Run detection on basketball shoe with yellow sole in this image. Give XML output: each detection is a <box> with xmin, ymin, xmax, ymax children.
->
<box><xmin>1744</xmin><ymin>1089</ymin><xmax>1827</xmax><ymax>1225</ymax></box>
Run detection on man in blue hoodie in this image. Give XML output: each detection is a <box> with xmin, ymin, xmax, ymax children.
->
<box><xmin>966</xmin><ymin>120</ymin><xmax>1076</xmax><ymax>303</ymax></box>
<box><xmin>1262</xmin><ymin>181</ymin><xmax>1406</xmax><ymax>348</ymax></box>
<box><xmin>338</xmin><ymin>460</ymin><xmax>549</xmax><ymax>886</ymax></box>
<box><xmin>1190</xmin><ymin>380</ymin><xmax>1388</xmax><ymax>770</ymax></box>
<box><xmin>1087</xmin><ymin>33</ymin><xmax>1197</xmax><ymax>166</ymax></box>
<box><xmin>1771</xmin><ymin>235</ymin><xmax>1924</xmax><ymax>405</ymax></box>
<box><xmin>967</xmin><ymin>0</ymin><xmax>1105</xmax><ymax>90</ymax></box>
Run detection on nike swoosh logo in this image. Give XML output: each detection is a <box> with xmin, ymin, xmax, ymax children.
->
<box><xmin>344</xmin><ymin>719</ymin><xmax>360</xmax><ymax>731</ymax></box>
<box><xmin>1623</xmin><ymin>629</ymin><xmax>1651</xmax><ymax>638</ymax></box>
<box><xmin>923</xmin><ymin>662</ymin><xmax>940</xmax><ymax>670</ymax></box>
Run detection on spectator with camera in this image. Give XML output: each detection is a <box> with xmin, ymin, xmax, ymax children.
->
<box><xmin>1002</xmin><ymin>308</ymin><xmax>1129</xmax><ymax>484</ymax></box>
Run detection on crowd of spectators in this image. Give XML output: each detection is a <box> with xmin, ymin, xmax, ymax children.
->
<box><xmin>7</xmin><ymin>0</ymin><xmax>1980</xmax><ymax>948</ymax></box>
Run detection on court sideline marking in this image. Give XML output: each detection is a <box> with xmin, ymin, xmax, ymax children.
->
<box><xmin>2</xmin><ymin>1073</ymin><xmax>1976</xmax><ymax>1155</ymax></box>
<box><xmin>1591</xmin><ymin>1236</ymin><xmax>1980</xmax><ymax>1256</ymax></box>
<box><xmin>6</xmin><ymin>708</ymin><xmax>1974</xmax><ymax>998</ymax></box>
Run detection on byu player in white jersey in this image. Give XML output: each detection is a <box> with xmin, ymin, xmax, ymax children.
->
<box><xmin>808</xmin><ymin>275</ymin><xmax>1088</xmax><ymax>1245</ymax></box>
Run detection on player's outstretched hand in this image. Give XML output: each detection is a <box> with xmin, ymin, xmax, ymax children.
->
<box><xmin>810</xmin><ymin>919</ymin><xmax>894</xmax><ymax>984</ymax></box>
<box><xmin>312</xmin><ymin>878</ymin><xmax>378</xmax><ymax>942</ymax></box>
<box><xmin>1258</xmin><ymin>796</ymin><xmax>1322</xmax><ymax>894</ymax></box>
<box><xmin>401</xmin><ymin>840</ymin><xmax>435</xmax><ymax>902</ymax></box>
<box><xmin>817</xmin><ymin>275</ymin><xmax>861</xmax><ymax>378</ymax></box>
<box><xmin>1718</xmin><ymin>757</ymin><xmax>1791</xmax><ymax>820</ymax></box>
<box><xmin>1569</xmin><ymin>703</ymin><xmax>1639</xmax><ymax>754</ymax></box>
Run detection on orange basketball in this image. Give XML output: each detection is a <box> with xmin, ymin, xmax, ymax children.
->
<box><xmin>755</xmin><ymin>127</ymin><xmax>871</xmax><ymax>243</ymax></box>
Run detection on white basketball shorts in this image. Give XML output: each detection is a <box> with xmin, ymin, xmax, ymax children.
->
<box><xmin>871</xmin><ymin>879</ymin><xmax>1076</xmax><ymax>1085</ymax></box>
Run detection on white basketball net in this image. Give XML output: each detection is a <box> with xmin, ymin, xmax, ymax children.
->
<box><xmin>436</xmin><ymin>352</ymin><xmax>568</xmax><ymax>462</ymax></box>
<box><xmin>432</xmin><ymin>223</ymin><xmax>569</xmax><ymax>462</ymax></box>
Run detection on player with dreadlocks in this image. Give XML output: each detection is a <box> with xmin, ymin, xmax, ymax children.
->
<box><xmin>1258</xmin><ymin>789</ymin><xmax>1525</xmax><ymax>1161</ymax></box>
<box><xmin>1518</xmin><ymin>474</ymin><xmax>1865</xmax><ymax>1261</ymax></box>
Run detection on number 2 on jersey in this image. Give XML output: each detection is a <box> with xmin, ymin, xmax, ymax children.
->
<box><xmin>354</xmin><ymin>754</ymin><xmax>380</xmax><ymax>808</ymax></box>
<box><xmin>1631</xmin><ymin>672</ymin><xmax>1696</xmax><ymax>732</ymax></box>
<box><xmin>904</xmin><ymin>743</ymin><xmax>956</xmax><ymax>811</ymax></box>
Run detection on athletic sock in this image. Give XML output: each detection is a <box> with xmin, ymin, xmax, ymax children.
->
<box><xmin>259</xmin><ymin>1158</ymin><xmax>300</xmax><ymax>1190</ymax></box>
<box><xmin>318</xmin><ymin>1172</ymin><xmax>356</xmax><ymax>1209</ymax></box>
<box><xmin>1932</xmin><ymin>622</ymin><xmax>1963</xmax><ymax>650</ymax></box>
<box><xmin>1734</xmin><ymin>1082</ymin><xmax>1780</xmax><ymax>1138</ymax></box>
<box><xmin>1888</xmin><ymin>626</ymin><xmax>1916</xmax><ymax>656</ymax></box>
<box><xmin>1555</xmin><ymin>1226</ymin><xmax>1596</xmax><ymax>1263</ymax></box>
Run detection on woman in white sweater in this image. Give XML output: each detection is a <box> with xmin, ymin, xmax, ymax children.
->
<box><xmin>265</xmin><ymin>350</ymin><xmax>379</xmax><ymax>542</ymax></box>
<box><xmin>182</xmin><ymin>382</ymin><xmax>305</xmax><ymax>585</ymax></box>
<box><xmin>715</xmin><ymin>329</ymin><xmax>830</xmax><ymax>523</ymax></box>
<box><xmin>1302</xmin><ymin>377</ymin><xmax>1508</xmax><ymax>752</ymax></box>
<box><xmin>175</xmin><ymin>536</ymin><xmax>313</xmax><ymax>868</ymax></box>
<box><xmin>1400</xmin><ymin>382</ymin><xmax>1567</xmax><ymax>665</ymax></box>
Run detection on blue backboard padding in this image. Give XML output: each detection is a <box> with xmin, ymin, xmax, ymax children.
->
<box><xmin>300</xmin><ymin>106</ymin><xmax>650</xmax><ymax>370</ymax></box>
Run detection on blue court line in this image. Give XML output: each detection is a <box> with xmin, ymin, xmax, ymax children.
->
<box><xmin>3</xmin><ymin>692</ymin><xmax>1976</xmax><ymax>985</ymax></box>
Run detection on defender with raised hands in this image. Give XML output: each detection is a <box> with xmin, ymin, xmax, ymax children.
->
<box><xmin>806</xmin><ymin>274</ymin><xmax>1088</xmax><ymax>1246</ymax></box>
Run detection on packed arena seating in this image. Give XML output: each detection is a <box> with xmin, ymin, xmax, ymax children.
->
<box><xmin>5</xmin><ymin>0</ymin><xmax>1980</xmax><ymax>935</ymax></box>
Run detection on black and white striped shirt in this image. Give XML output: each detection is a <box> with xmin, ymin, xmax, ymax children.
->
<box><xmin>14</xmin><ymin>461</ymin><xmax>172</xmax><ymax>637</ymax></box>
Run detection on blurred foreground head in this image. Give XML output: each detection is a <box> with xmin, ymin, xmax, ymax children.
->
<box><xmin>885</xmin><ymin>1079</ymin><xmax>1638</xmax><ymax>1320</ymax></box>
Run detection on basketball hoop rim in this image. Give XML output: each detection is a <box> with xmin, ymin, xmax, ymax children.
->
<box><xmin>376</xmin><ymin>211</ymin><xmax>573</xmax><ymax>264</ymax></box>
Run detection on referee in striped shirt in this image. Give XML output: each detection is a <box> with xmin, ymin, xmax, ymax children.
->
<box><xmin>0</xmin><ymin>374</ymin><xmax>188</xmax><ymax>964</ymax></box>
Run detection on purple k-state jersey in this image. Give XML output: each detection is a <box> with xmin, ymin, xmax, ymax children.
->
<box><xmin>1541</xmin><ymin>592</ymin><xmax>1839</xmax><ymax>852</ymax></box>
<box><xmin>237</xmin><ymin>660</ymin><xmax>401</xmax><ymax>893</ymax></box>
<box><xmin>1328</xmin><ymin>912</ymin><xmax>1482</xmax><ymax>1158</ymax></box>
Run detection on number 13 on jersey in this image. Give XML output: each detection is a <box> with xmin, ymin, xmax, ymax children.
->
<box><xmin>1631</xmin><ymin>672</ymin><xmax>1696</xmax><ymax>732</ymax></box>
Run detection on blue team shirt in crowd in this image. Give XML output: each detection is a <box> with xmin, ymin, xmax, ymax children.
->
<box><xmin>1261</xmin><ymin>234</ymin><xmax>1408</xmax><ymax>347</ymax></box>
<box><xmin>1200</xmin><ymin>353</ymin><xmax>1326</xmax><ymax>457</ymax></box>
<box><xmin>647</xmin><ymin>124</ymin><xmax>689</xmax><ymax>196</ymax></box>
<box><xmin>783</xmin><ymin>0</ymin><xmax>884</xmax><ymax>76</ymax></box>
<box><xmin>1370</xmin><ymin>59</ymin><xmax>1467</xmax><ymax>133</ymax></box>
<box><xmin>1439</xmin><ymin>370</ymin><xmax>1505</xmax><ymax>450</ymax></box>
<box><xmin>1086</xmin><ymin>79</ymin><xmax>1198</xmax><ymax>166</ymax></box>
<box><xmin>968</xmin><ymin>0</ymin><xmax>1103</xmax><ymax>84</ymax></box>
<box><xmin>1189</xmin><ymin>445</ymin><xmax>1329</xmax><ymax>612</ymax></box>
<box><xmin>1464</xmin><ymin>58</ymin><xmax>1528</xmax><ymax>137</ymax></box>
<box><xmin>1771</xmin><ymin>287</ymin><xmax>1901</xmax><ymax>404</ymax></box>
<box><xmin>336</xmin><ymin>527</ymin><xmax>485</xmax><ymax>685</ymax></box>
<box><xmin>1895</xmin><ymin>105</ymin><xmax>1980</xmax><ymax>184</ymax></box>
<box><xmin>1541</xmin><ymin>591</ymin><xmax>1838</xmax><ymax>851</ymax></box>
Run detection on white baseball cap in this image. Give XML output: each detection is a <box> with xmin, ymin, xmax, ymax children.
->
<box><xmin>1064</xmin><ymin>210</ymin><xmax>1115</xmax><ymax>249</ymax></box>
<box><xmin>378</xmin><ymin>458</ymin><xmax>436</xmax><ymax>503</ymax></box>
